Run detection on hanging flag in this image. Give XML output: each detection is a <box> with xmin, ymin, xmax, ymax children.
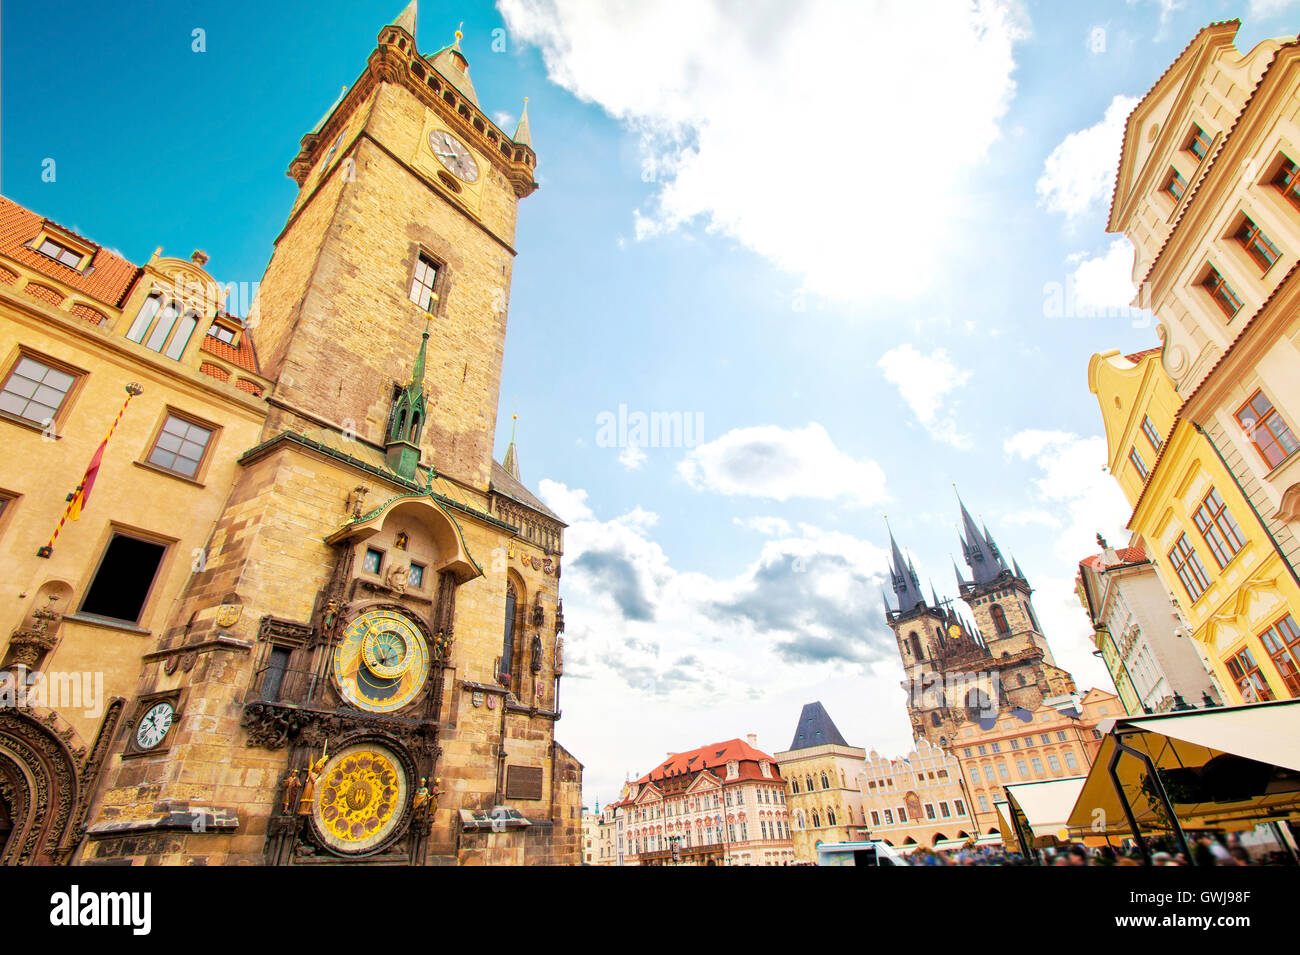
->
<box><xmin>38</xmin><ymin>383</ymin><xmax>143</xmax><ymax>558</ymax></box>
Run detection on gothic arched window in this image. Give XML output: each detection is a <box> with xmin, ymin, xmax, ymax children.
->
<box><xmin>500</xmin><ymin>582</ymin><xmax>519</xmax><ymax>685</ymax></box>
<box><xmin>990</xmin><ymin>604</ymin><xmax>1010</xmax><ymax>636</ymax></box>
<box><xmin>812</xmin><ymin>810</ymin><xmax>821</xmax><ymax>828</ymax></box>
<box><xmin>909</xmin><ymin>632</ymin><xmax>924</xmax><ymax>659</ymax></box>
<box><xmin>827</xmin><ymin>807</ymin><xmax>837</xmax><ymax>826</ymax></box>
<box><xmin>930</xmin><ymin>712</ymin><xmax>942</xmax><ymax>727</ymax></box>
<box><xmin>805</xmin><ymin>775</ymin><xmax>814</xmax><ymax>792</ymax></box>
<box><xmin>791</xmin><ymin>777</ymin><xmax>800</xmax><ymax>794</ymax></box>
<box><xmin>820</xmin><ymin>771</ymin><xmax>830</xmax><ymax>790</ymax></box>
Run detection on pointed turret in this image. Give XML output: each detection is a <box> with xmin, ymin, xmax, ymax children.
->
<box><xmin>429</xmin><ymin>28</ymin><xmax>478</xmax><ymax>105</ymax></box>
<box><xmin>887</xmin><ymin>526</ymin><xmax>926</xmax><ymax>614</ymax></box>
<box><xmin>956</xmin><ymin>491</ymin><xmax>1009</xmax><ymax>588</ymax></box>
<box><xmin>502</xmin><ymin>413</ymin><xmax>520</xmax><ymax>481</ymax></box>
<box><xmin>1012</xmin><ymin>555</ymin><xmax>1028</xmax><ymax>582</ymax></box>
<box><xmin>391</xmin><ymin>0</ymin><xmax>417</xmax><ymax>38</ymax></box>
<box><xmin>881</xmin><ymin>585</ymin><xmax>894</xmax><ymax>619</ymax></box>
<box><xmin>514</xmin><ymin>97</ymin><xmax>533</xmax><ymax>148</ymax></box>
<box><xmin>384</xmin><ymin>318</ymin><xmax>431</xmax><ymax>479</ymax></box>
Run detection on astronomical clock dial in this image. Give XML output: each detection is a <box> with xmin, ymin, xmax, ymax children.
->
<box><xmin>428</xmin><ymin>129</ymin><xmax>479</xmax><ymax>183</ymax></box>
<box><xmin>334</xmin><ymin>609</ymin><xmax>430</xmax><ymax>714</ymax></box>
<box><xmin>312</xmin><ymin>744</ymin><xmax>409</xmax><ymax>854</ymax></box>
<box><xmin>135</xmin><ymin>701</ymin><xmax>174</xmax><ymax>750</ymax></box>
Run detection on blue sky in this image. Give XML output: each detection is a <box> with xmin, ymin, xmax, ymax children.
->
<box><xmin>5</xmin><ymin>1</ymin><xmax>1297</xmax><ymax>805</ymax></box>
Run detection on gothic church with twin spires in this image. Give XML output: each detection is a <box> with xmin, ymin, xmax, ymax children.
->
<box><xmin>883</xmin><ymin>500</ymin><xmax>1077</xmax><ymax>748</ymax></box>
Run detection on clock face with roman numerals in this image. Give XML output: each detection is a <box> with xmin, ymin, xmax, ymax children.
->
<box><xmin>428</xmin><ymin>129</ymin><xmax>479</xmax><ymax>183</ymax></box>
<box><xmin>135</xmin><ymin>701</ymin><xmax>174</xmax><ymax>750</ymax></box>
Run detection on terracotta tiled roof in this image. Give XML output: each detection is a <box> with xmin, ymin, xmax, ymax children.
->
<box><xmin>1123</xmin><ymin>346</ymin><xmax>1162</xmax><ymax>364</ymax></box>
<box><xmin>635</xmin><ymin>738</ymin><xmax>783</xmax><ymax>785</ymax></box>
<box><xmin>199</xmin><ymin>324</ymin><xmax>261</xmax><ymax>375</ymax></box>
<box><xmin>1080</xmin><ymin>545</ymin><xmax>1148</xmax><ymax>571</ymax></box>
<box><xmin>0</xmin><ymin>196</ymin><xmax>140</xmax><ymax>306</ymax></box>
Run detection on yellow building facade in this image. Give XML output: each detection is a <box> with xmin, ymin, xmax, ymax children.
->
<box><xmin>0</xmin><ymin>2</ymin><xmax>582</xmax><ymax>866</ymax></box>
<box><xmin>775</xmin><ymin>702</ymin><xmax>866</xmax><ymax>863</ymax></box>
<box><xmin>1091</xmin><ymin>350</ymin><xmax>1300</xmax><ymax>704</ymax></box>
<box><xmin>1095</xmin><ymin>19</ymin><xmax>1300</xmax><ymax>705</ymax></box>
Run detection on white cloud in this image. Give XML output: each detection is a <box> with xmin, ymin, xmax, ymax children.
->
<box><xmin>1003</xmin><ymin>430</ymin><xmax>1130</xmax><ymax>564</ymax></box>
<box><xmin>877</xmin><ymin>344</ymin><xmax>973</xmax><ymax>449</ymax></box>
<box><xmin>677</xmin><ymin>423</ymin><xmax>887</xmax><ymax>506</ymax></box>
<box><xmin>1037</xmin><ymin>93</ymin><xmax>1138</xmax><ymax>222</ymax></box>
<box><xmin>617</xmin><ymin>443</ymin><xmax>648</xmax><ymax>470</ymax></box>
<box><xmin>537</xmin><ymin>478</ymin><xmax>593</xmax><ymax>522</ymax></box>
<box><xmin>1249</xmin><ymin>0</ymin><xmax>1300</xmax><ymax>17</ymax></box>
<box><xmin>550</xmin><ymin>490</ymin><xmax>909</xmax><ymax>802</ymax></box>
<box><xmin>1069</xmin><ymin>237</ymin><xmax>1146</xmax><ymax>315</ymax></box>
<box><xmin>733</xmin><ymin>515</ymin><xmax>794</xmax><ymax>537</ymax></box>
<box><xmin>499</xmin><ymin>0</ymin><xmax>1028</xmax><ymax>304</ymax></box>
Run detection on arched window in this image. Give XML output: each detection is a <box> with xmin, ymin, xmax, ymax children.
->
<box><xmin>990</xmin><ymin>604</ymin><xmax>1010</xmax><ymax>636</ymax></box>
<box><xmin>796</xmin><ymin>810</ymin><xmax>805</xmax><ymax>829</ymax></box>
<box><xmin>500</xmin><ymin>582</ymin><xmax>519</xmax><ymax>685</ymax></box>
<box><xmin>827</xmin><ymin>807</ymin><xmax>837</xmax><ymax>826</ymax></box>
<box><xmin>409</xmin><ymin>412</ymin><xmax>422</xmax><ymax>444</ymax></box>
<box><xmin>909</xmin><ymin>632</ymin><xmax>924</xmax><ymax>659</ymax></box>
<box><xmin>930</xmin><ymin>712</ymin><xmax>942</xmax><ymax>727</ymax></box>
<box><xmin>805</xmin><ymin>775</ymin><xmax>813</xmax><ymax>792</ymax></box>
<box><xmin>811</xmin><ymin>810</ymin><xmax>821</xmax><ymax>828</ymax></box>
<box><xmin>820</xmin><ymin>771</ymin><xmax>829</xmax><ymax>790</ymax></box>
<box><xmin>791</xmin><ymin>777</ymin><xmax>800</xmax><ymax>794</ymax></box>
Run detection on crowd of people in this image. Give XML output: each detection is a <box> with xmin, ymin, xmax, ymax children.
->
<box><xmin>902</xmin><ymin>830</ymin><xmax>1297</xmax><ymax>866</ymax></box>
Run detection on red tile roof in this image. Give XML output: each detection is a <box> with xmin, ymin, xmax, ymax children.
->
<box><xmin>0</xmin><ymin>196</ymin><xmax>140</xmax><ymax>306</ymax></box>
<box><xmin>199</xmin><ymin>324</ymin><xmax>261</xmax><ymax>375</ymax></box>
<box><xmin>1080</xmin><ymin>545</ymin><xmax>1148</xmax><ymax>571</ymax></box>
<box><xmin>1123</xmin><ymin>346</ymin><xmax>1161</xmax><ymax>364</ymax></box>
<box><xmin>636</xmin><ymin>738</ymin><xmax>783</xmax><ymax>785</ymax></box>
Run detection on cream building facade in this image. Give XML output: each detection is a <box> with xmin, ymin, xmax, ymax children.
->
<box><xmin>775</xmin><ymin>702</ymin><xmax>866</xmax><ymax>863</ymax></box>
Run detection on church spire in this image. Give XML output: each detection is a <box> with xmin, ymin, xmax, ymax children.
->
<box><xmin>502</xmin><ymin>413</ymin><xmax>520</xmax><ymax>481</ymax></box>
<box><xmin>391</xmin><ymin>0</ymin><xmax>417</xmax><ymax>38</ymax></box>
<box><xmin>886</xmin><ymin>522</ymin><xmax>926</xmax><ymax>615</ymax></box>
<box><xmin>955</xmin><ymin>488</ymin><xmax>1009</xmax><ymax>588</ymax></box>
<box><xmin>514</xmin><ymin>97</ymin><xmax>533</xmax><ymax>148</ymax></box>
<box><xmin>429</xmin><ymin>26</ymin><xmax>478</xmax><ymax>105</ymax></box>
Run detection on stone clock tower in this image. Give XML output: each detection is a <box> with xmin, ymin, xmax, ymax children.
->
<box><xmin>80</xmin><ymin>3</ymin><xmax>582</xmax><ymax>865</ymax></box>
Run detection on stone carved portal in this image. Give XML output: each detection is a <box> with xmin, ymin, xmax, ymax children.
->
<box><xmin>0</xmin><ymin>711</ymin><xmax>79</xmax><ymax>865</ymax></box>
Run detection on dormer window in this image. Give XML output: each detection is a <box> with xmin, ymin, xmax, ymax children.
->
<box><xmin>206</xmin><ymin>321</ymin><xmax>238</xmax><ymax>345</ymax></box>
<box><xmin>35</xmin><ymin>236</ymin><xmax>86</xmax><ymax>270</ymax></box>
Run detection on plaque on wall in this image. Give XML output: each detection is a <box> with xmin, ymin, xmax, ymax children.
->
<box><xmin>505</xmin><ymin>765</ymin><xmax>544</xmax><ymax>800</ymax></box>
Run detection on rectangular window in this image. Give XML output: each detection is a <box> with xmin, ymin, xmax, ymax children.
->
<box><xmin>1168</xmin><ymin>533</ymin><xmax>1212</xmax><ymax>602</ymax></box>
<box><xmin>977</xmin><ymin>795</ymin><xmax>989</xmax><ymax>813</ymax></box>
<box><xmin>1273</xmin><ymin>154</ymin><xmax>1300</xmax><ymax>211</ymax></box>
<box><xmin>1202</xmin><ymin>266</ymin><xmax>1244</xmax><ymax>319</ymax></box>
<box><xmin>1259</xmin><ymin>615</ymin><xmax>1300</xmax><ymax>696</ymax></box>
<box><xmin>1142</xmin><ymin>415</ymin><xmax>1163</xmax><ymax>451</ymax></box>
<box><xmin>1031</xmin><ymin>758</ymin><xmax>1044</xmax><ymax>777</ymax></box>
<box><xmin>1055</xmin><ymin>731</ymin><xmax>1068</xmax><ymax>742</ymax></box>
<box><xmin>897</xmin><ymin>806</ymin><xmax>907</xmax><ymax>823</ymax></box>
<box><xmin>1009</xmin><ymin>738</ymin><xmax>1019</xmax><ymax>750</ymax></box>
<box><xmin>1187</xmin><ymin>124</ymin><xmax>1212</xmax><ymax>160</ymax></box>
<box><xmin>409</xmin><ymin>254</ymin><xmax>439</xmax><ymax>311</ymax></box>
<box><xmin>883</xmin><ymin>809</ymin><xmax>893</xmax><ymax>825</ymax></box>
<box><xmin>259</xmin><ymin>646</ymin><xmax>293</xmax><ymax>702</ymax></box>
<box><xmin>924</xmin><ymin>803</ymin><xmax>935</xmax><ymax>820</ymax></box>
<box><xmin>408</xmin><ymin>562</ymin><xmax>425</xmax><ymax>588</ymax></box>
<box><xmin>1236</xmin><ymin>216</ymin><xmax>1282</xmax><ymax>273</ymax></box>
<box><xmin>147</xmin><ymin>413</ymin><xmax>214</xmax><ymax>479</ymax></box>
<box><xmin>80</xmin><ymin>532</ymin><xmax>167</xmax><ymax>624</ymax></box>
<box><xmin>983</xmin><ymin>765</ymin><xmax>995</xmax><ymax>783</ymax></box>
<box><xmin>1165</xmin><ymin>167</ymin><xmax>1187</xmax><ymax>201</ymax></box>
<box><xmin>1129</xmin><ymin>447</ymin><xmax>1149</xmax><ymax>481</ymax></box>
<box><xmin>963</xmin><ymin>747</ymin><xmax>972</xmax><ymax>757</ymax></box>
<box><xmin>1040</xmin><ymin>734</ymin><xmax>1051</xmax><ymax>745</ymax></box>
<box><xmin>997</xmin><ymin>763</ymin><xmax>1010</xmax><ymax>781</ymax></box>
<box><xmin>1237</xmin><ymin>390</ymin><xmax>1299</xmax><ymax>469</ymax></box>
<box><xmin>1016</xmin><ymin>760</ymin><xmax>1028</xmax><ymax>778</ymax></box>
<box><xmin>954</xmin><ymin>799</ymin><xmax>965</xmax><ymax>816</ymax></box>
<box><xmin>940</xmin><ymin>802</ymin><xmax>950</xmax><ymax>818</ymax></box>
<box><xmin>977</xmin><ymin>744</ymin><xmax>987</xmax><ymax>755</ymax></box>
<box><xmin>871</xmin><ymin>810</ymin><xmax>880</xmax><ymax>827</ymax></box>
<box><xmin>1048</xmin><ymin>755</ymin><xmax>1062</xmax><ymax>773</ymax></box>
<box><xmin>1064</xmin><ymin>752</ymin><xmax>1079</xmax><ymax>771</ymax></box>
<box><xmin>363</xmin><ymin>548</ymin><xmax>383</xmax><ymax>573</ymax></box>
<box><xmin>1192</xmin><ymin>487</ymin><xmax>1246</xmax><ymax>569</ymax></box>
<box><xmin>35</xmin><ymin>236</ymin><xmax>85</xmax><ymax>269</ymax></box>
<box><xmin>206</xmin><ymin>323</ymin><xmax>237</xmax><ymax>345</ymax></box>
<box><xmin>990</xmin><ymin>742</ymin><xmax>1000</xmax><ymax>753</ymax></box>
<box><xmin>0</xmin><ymin>355</ymin><xmax>78</xmax><ymax>427</ymax></box>
<box><xmin>1225</xmin><ymin>647</ymin><xmax>1275</xmax><ymax>701</ymax></box>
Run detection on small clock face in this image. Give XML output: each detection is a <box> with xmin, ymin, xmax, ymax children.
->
<box><xmin>135</xmin><ymin>702</ymin><xmax>174</xmax><ymax>750</ymax></box>
<box><xmin>428</xmin><ymin>129</ymin><xmax>479</xmax><ymax>183</ymax></box>
<box><xmin>334</xmin><ymin>610</ymin><xmax>430</xmax><ymax>713</ymax></box>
